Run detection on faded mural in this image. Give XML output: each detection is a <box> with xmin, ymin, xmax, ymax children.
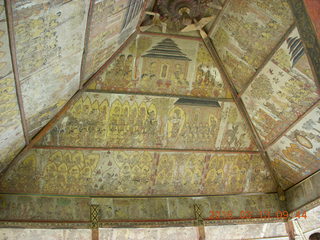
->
<box><xmin>0</xmin><ymin>149</ymin><xmax>275</xmax><ymax>195</ymax></box>
<box><xmin>82</xmin><ymin>0</ymin><xmax>144</xmax><ymax>81</ymax></box>
<box><xmin>88</xmin><ymin>35</ymin><xmax>231</xmax><ymax>99</ymax></box>
<box><xmin>0</xmin><ymin>194</ymin><xmax>281</xmax><ymax>223</ymax></box>
<box><xmin>0</xmin><ymin>0</ymin><xmax>25</xmax><ymax>173</ymax></box>
<box><xmin>0</xmin><ymin>195</ymin><xmax>90</xmax><ymax>221</ymax></box>
<box><xmin>268</xmin><ymin>104</ymin><xmax>320</xmax><ymax>189</ymax></box>
<box><xmin>12</xmin><ymin>0</ymin><xmax>90</xmax><ymax>136</ymax></box>
<box><xmin>38</xmin><ymin>92</ymin><xmax>256</xmax><ymax>150</ymax></box>
<box><xmin>211</xmin><ymin>0</ymin><xmax>294</xmax><ymax>91</ymax></box>
<box><xmin>242</xmin><ymin>28</ymin><xmax>320</xmax><ymax>146</ymax></box>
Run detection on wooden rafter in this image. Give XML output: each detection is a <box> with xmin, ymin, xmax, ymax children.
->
<box><xmin>139</xmin><ymin>31</ymin><xmax>202</xmax><ymax>41</ymax></box>
<box><xmin>4</xmin><ymin>0</ymin><xmax>30</xmax><ymax>144</ymax></box>
<box><xmin>86</xmin><ymin>89</ymin><xmax>233</xmax><ymax>101</ymax></box>
<box><xmin>79</xmin><ymin>0</ymin><xmax>95</xmax><ymax>88</ymax></box>
<box><xmin>207</xmin><ymin>0</ymin><xmax>232</xmax><ymax>37</ymax></box>
<box><xmin>33</xmin><ymin>145</ymin><xmax>260</xmax><ymax>154</ymax></box>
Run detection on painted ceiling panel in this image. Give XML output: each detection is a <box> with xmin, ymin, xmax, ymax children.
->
<box><xmin>268</xmin><ymin>103</ymin><xmax>320</xmax><ymax>189</ymax></box>
<box><xmin>0</xmin><ymin>1</ymin><xmax>25</xmax><ymax>173</ymax></box>
<box><xmin>211</xmin><ymin>0</ymin><xmax>294</xmax><ymax>91</ymax></box>
<box><xmin>242</xmin><ymin>28</ymin><xmax>319</xmax><ymax>146</ymax></box>
<box><xmin>82</xmin><ymin>0</ymin><xmax>144</xmax><ymax>81</ymax></box>
<box><xmin>38</xmin><ymin>92</ymin><xmax>257</xmax><ymax>150</ymax></box>
<box><xmin>88</xmin><ymin>34</ymin><xmax>232</xmax><ymax>99</ymax></box>
<box><xmin>0</xmin><ymin>149</ymin><xmax>275</xmax><ymax>195</ymax></box>
<box><xmin>0</xmin><ymin>195</ymin><xmax>90</xmax><ymax>221</ymax></box>
<box><xmin>11</xmin><ymin>0</ymin><xmax>90</xmax><ymax>136</ymax></box>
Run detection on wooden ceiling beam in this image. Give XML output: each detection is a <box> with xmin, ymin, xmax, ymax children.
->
<box><xmin>201</xmin><ymin>37</ymin><xmax>282</xmax><ymax>190</ymax></box>
<box><xmin>32</xmin><ymin>145</ymin><xmax>260</xmax><ymax>155</ymax></box>
<box><xmin>138</xmin><ymin>31</ymin><xmax>202</xmax><ymax>41</ymax></box>
<box><xmin>4</xmin><ymin>0</ymin><xmax>30</xmax><ymax>144</ymax></box>
<box><xmin>85</xmin><ymin>89</ymin><xmax>233</xmax><ymax>102</ymax></box>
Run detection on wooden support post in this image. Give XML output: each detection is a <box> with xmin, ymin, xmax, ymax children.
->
<box><xmin>198</xmin><ymin>225</ymin><xmax>206</xmax><ymax>240</ymax></box>
<box><xmin>92</xmin><ymin>229</ymin><xmax>99</xmax><ymax>240</ymax></box>
<box><xmin>194</xmin><ymin>204</ymin><xmax>206</xmax><ymax>240</ymax></box>
<box><xmin>286</xmin><ymin>221</ymin><xmax>296</xmax><ymax>240</ymax></box>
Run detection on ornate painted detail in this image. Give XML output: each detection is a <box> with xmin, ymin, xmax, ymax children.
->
<box><xmin>288</xmin><ymin>0</ymin><xmax>320</xmax><ymax>86</ymax></box>
<box><xmin>90</xmin><ymin>205</ymin><xmax>100</xmax><ymax>229</ymax></box>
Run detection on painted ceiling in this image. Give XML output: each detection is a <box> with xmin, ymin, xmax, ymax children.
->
<box><xmin>0</xmin><ymin>0</ymin><xmax>319</xmax><ymax>227</ymax></box>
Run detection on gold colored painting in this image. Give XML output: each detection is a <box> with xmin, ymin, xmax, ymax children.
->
<box><xmin>39</xmin><ymin>92</ymin><xmax>256</xmax><ymax>150</ymax></box>
<box><xmin>88</xmin><ymin>35</ymin><xmax>231</xmax><ymax>99</ymax></box>
<box><xmin>0</xmin><ymin>149</ymin><xmax>273</xmax><ymax>196</ymax></box>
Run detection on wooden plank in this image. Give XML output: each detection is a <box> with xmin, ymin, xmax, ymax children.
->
<box><xmin>32</xmin><ymin>145</ymin><xmax>260</xmax><ymax>154</ymax></box>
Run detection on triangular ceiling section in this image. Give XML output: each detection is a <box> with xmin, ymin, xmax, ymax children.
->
<box><xmin>82</xmin><ymin>0</ymin><xmax>145</xmax><ymax>82</ymax></box>
<box><xmin>241</xmin><ymin>28</ymin><xmax>320</xmax><ymax>189</ymax></box>
<box><xmin>87</xmin><ymin>34</ymin><xmax>232</xmax><ymax>99</ymax></box>
<box><xmin>0</xmin><ymin>0</ymin><xmax>147</xmax><ymax>174</ymax></box>
<box><xmin>0</xmin><ymin>33</ymin><xmax>278</xmax><ymax>196</ymax></box>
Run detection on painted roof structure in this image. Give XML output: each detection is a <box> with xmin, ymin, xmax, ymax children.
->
<box><xmin>0</xmin><ymin>0</ymin><xmax>319</xmax><ymax>239</ymax></box>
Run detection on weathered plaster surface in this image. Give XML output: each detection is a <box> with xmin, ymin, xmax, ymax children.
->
<box><xmin>12</xmin><ymin>0</ymin><xmax>90</xmax><ymax>136</ymax></box>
